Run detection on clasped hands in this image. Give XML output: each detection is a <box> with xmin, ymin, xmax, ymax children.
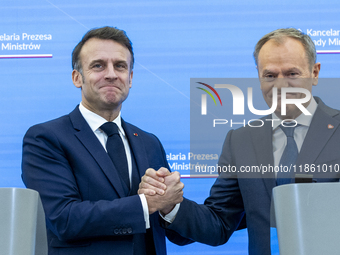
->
<box><xmin>138</xmin><ymin>167</ymin><xmax>184</xmax><ymax>215</ymax></box>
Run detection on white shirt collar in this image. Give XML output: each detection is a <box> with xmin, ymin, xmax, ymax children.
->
<box><xmin>78</xmin><ymin>102</ymin><xmax>125</xmax><ymax>136</ymax></box>
<box><xmin>272</xmin><ymin>97</ymin><xmax>318</xmax><ymax>130</ymax></box>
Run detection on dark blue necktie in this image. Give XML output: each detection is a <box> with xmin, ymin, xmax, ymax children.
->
<box><xmin>276</xmin><ymin>123</ymin><xmax>299</xmax><ymax>186</ymax></box>
<box><xmin>100</xmin><ymin>122</ymin><xmax>130</xmax><ymax>189</ymax></box>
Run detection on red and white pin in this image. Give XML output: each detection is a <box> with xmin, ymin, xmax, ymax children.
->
<box><xmin>133</xmin><ymin>133</ymin><xmax>138</xmax><ymax>136</ymax></box>
<box><xmin>328</xmin><ymin>124</ymin><xmax>334</xmax><ymax>129</ymax></box>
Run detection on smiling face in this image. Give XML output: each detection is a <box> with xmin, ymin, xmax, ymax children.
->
<box><xmin>72</xmin><ymin>38</ymin><xmax>133</xmax><ymax>121</ymax></box>
<box><xmin>257</xmin><ymin>37</ymin><xmax>320</xmax><ymax>119</ymax></box>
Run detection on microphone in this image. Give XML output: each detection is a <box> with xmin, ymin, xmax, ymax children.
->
<box><xmin>295</xmin><ymin>174</ymin><xmax>314</xmax><ymax>183</ymax></box>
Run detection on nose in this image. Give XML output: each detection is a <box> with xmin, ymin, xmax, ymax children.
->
<box><xmin>104</xmin><ymin>64</ymin><xmax>118</xmax><ymax>80</ymax></box>
<box><xmin>274</xmin><ymin>76</ymin><xmax>289</xmax><ymax>91</ymax></box>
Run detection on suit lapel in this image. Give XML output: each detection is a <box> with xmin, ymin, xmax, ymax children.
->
<box><xmin>297</xmin><ymin>99</ymin><xmax>340</xmax><ymax>165</ymax></box>
<box><xmin>122</xmin><ymin>120</ymin><xmax>149</xmax><ymax>181</ymax></box>
<box><xmin>69</xmin><ymin>107</ymin><xmax>127</xmax><ymax>198</ymax></box>
<box><xmin>247</xmin><ymin>98</ymin><xmax>340</xmax><ymax>196</ymax></box>
<box><xmin>250</xmin><ymin>118</ymin><xmax>276</xmax><ymax>196</ymax></box>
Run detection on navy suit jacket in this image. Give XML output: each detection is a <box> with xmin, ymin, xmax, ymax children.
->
<box><xmin>22</xmin><ymin>106</ymin><xmax>183</xmax><ymax>255</ymax></box>
<box><xmin>166</xmin><ymin>97</ymin><xmax>340</xmax><ymax>255</ymax></box>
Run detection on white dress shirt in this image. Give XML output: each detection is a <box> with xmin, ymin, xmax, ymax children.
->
<box><xmin>78</xmin><ymin>103</ymin><xmax>150</xmax><ymax>228</ymax></box>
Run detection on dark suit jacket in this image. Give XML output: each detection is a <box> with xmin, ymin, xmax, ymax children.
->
<box><xmin>22</xmin><ymin>106</ymin><xmax>183</xmax><ymax>255</ymax></box>
<box><xmin>166</xmin><ymin>97</ymin><xmax>340</xmax><ymax>255</ymax></box>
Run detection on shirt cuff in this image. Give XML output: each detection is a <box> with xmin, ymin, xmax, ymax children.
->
<box><xmin>159</xmin><ymin>203</ymin><xmax>180</xmax><ymax>223</ymax></box>
<box><xmin>139</xmin><ymin>194</ymin><xmax>150</xmax><ymax>229</ymax></box>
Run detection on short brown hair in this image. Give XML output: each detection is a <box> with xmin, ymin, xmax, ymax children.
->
<box><xmin>72</xmin><ymin>26</ymin><xmax>134</xmax><ymax>73</ymax></box>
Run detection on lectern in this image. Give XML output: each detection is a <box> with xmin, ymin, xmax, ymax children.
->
<box><xmin>272</xmin><ymin>182</ymin><xmax>340</xmax><ymax>255</ymax></box>
<box><xmin>0</xmin><ymin>188</ymin><xmax>47</xmax><ymax>255</ymax></box>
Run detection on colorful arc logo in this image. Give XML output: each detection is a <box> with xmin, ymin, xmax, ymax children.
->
<box><xmin>196</xmin><ymin>82</ymin><xmax>223</xmax><ymax>106</ymax></box>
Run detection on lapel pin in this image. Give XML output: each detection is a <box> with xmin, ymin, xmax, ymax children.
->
<box><xmin>328</xmin><ymin>124</ymin><xmax>334</xmax><ymax>129</ymax></box>
<box><xmin>133</xmin><ymin>133</ymin><xmax>138</xmax><ymax>136</ymax></box>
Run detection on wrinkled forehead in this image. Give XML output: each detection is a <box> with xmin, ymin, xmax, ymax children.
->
<box><xmin>79</xmin><ymin>38</ymin><xmax>132</xmax><ymax>67</ymax></box>
<box><xmin>259</xmin><ymin>37</ymin><xmax>311</xmax><ymax>68</ymax></box>
<box><xmin>258</xmin><ymin>38</ymin><xmax>308</xmax><ymax>62</ymax></box>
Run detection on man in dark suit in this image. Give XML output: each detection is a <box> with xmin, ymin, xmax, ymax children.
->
<box><xmin>139</xmin><ymin>28</ymin><xmax>340</xmax><ymax>255</ymax></box>
<box><xmin>21</xmin><ymin>26</ymin><xmax>185</xmax><ymax>255</ymax></box>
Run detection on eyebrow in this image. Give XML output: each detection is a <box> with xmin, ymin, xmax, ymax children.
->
<box><xmin>261</xmin><ymin>69</ymin><xmax>277</xmax><ymax>76</ymax></box>
<box><xmin>88</xmin><ymin>59</ymin><xmax>128</xmax><ymax>67</ymax></box>
<box><xmin>114</xmin><ymin>60</ymin><xmax>128</xmax><ymax>66</ymax></box>
<box><xmin>284</xmin><ymin>67</ymin><xmax>301</xmax><ymax>73</ymax></box>
<box><xmin>261</xmin><ymin>67</ymin><xmax>301</xmax><ymax>76</ymax></box>
<box><xmin>88</xmin><ymin>59</ymin><xmax>105</xmax><ymax>66</ymax></box>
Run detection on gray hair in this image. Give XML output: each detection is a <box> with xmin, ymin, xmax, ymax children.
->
<box><xmin>253</xmin><ymin>28</ymin><xmax>316</xmax><ymax>70</ymax></box>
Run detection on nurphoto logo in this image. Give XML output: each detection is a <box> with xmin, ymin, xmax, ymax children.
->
<box><xmin>198</xmin><ymin>82</ymin><xmax>311</xmax><ymax>116</ymax></box>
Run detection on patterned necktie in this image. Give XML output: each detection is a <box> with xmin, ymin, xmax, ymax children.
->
<box><xmin>276</xmin><ymin>123</ymin><xmax>299</xmax><ymax>186</ymax></box>
<box><xmin>100</xmin><ymin>122</ymin><xmax>130</xmax><ymax>189</ymax></box>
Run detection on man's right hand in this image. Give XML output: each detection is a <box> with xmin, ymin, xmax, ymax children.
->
<box><xmin>138</xmin><ymin>167</ymin><xmax>184</xmax><ymax>215</ymax></box>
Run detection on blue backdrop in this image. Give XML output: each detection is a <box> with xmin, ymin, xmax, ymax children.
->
<box><xmin>1</xmin><ymin>0</ymin><xmax>340</xmax><ymax>254</ymax></box>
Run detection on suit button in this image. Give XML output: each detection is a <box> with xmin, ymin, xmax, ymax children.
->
<box><xmin>127</xmin><ymin>228</ymin><xmax>132</xmax><ymax>234</ymax></box>
<box><xmin>122</xmin><ymin>228</ymin><xmax>127</xmax><ymax>234</ymax></box>
<box><xmin>114</xmin><ymin>229</ymin><xmax>119</xmax><ymax>235</ymax></box>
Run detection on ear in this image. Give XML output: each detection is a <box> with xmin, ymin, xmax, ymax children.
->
<box><xmin>129</xmin><ymin>70</ymin><xmax>133</xmax><ymax>88</ymax></box>
<box><xmin>72</xmin><ymin>70</ymin><xmax>83</xmax><ymax>88</ymax></box>
<box><xmin>312</xmin><ymin>62</ymin><xmax>321</xmax><ymax>86</ymax></box>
